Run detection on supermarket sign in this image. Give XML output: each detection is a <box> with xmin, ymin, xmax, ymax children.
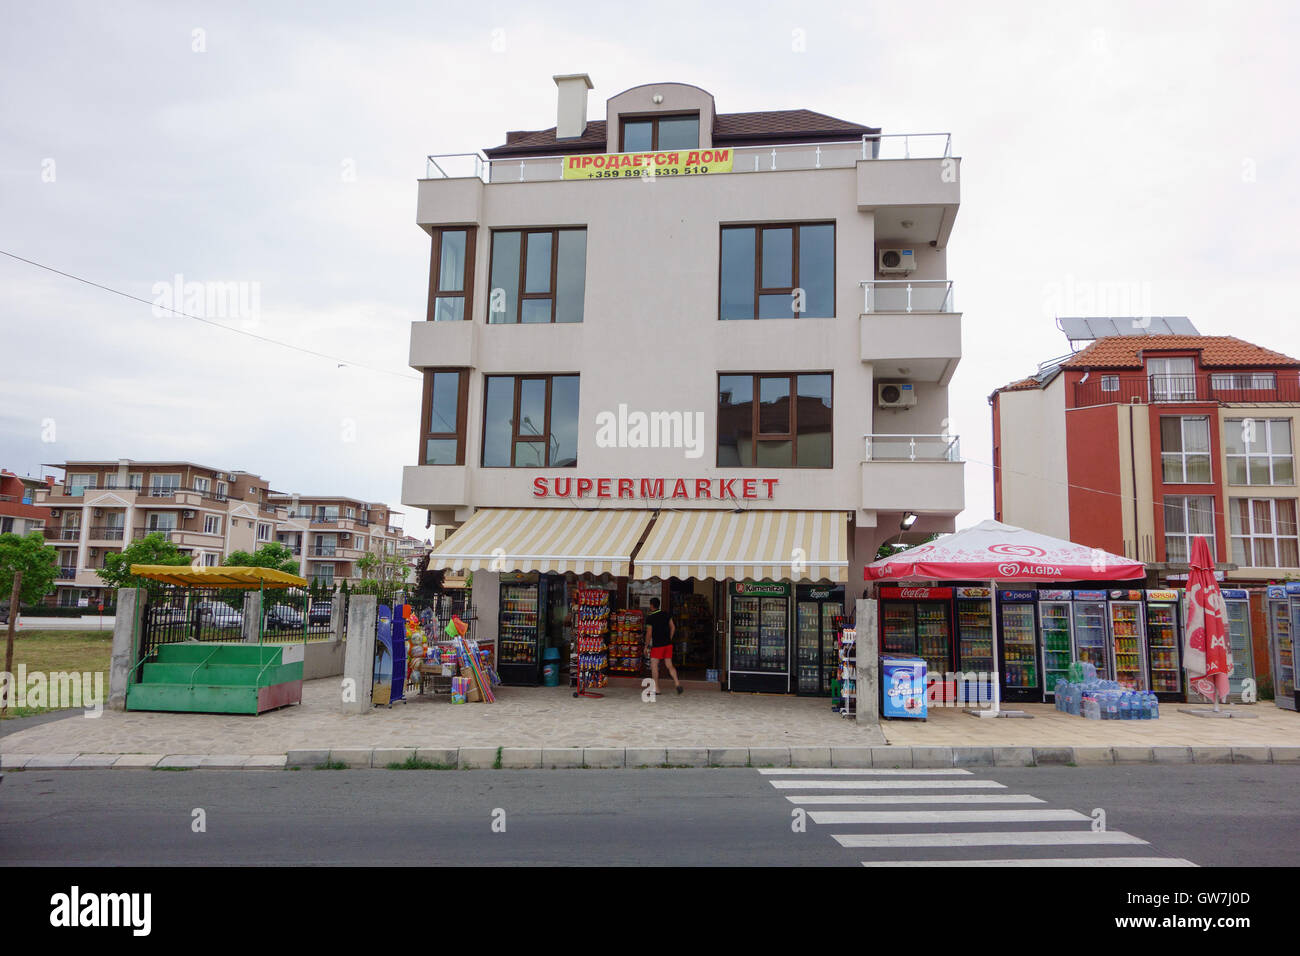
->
<box><xmin>533</xmin><ymin>476</ymin><xmax>778</xmax><ymax>500</ymax></box>
<box><xmin>562</xmin><ymin>148</ymin><xmax>734</xmax><ymax>180</ymax></box>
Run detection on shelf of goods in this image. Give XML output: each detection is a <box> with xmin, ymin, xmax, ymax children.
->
<box><xmin>574</xmin><ymin>586</ymin><xmax>610</xmax><ymax>690</ymax></box>
<box><xmin>500</xmin><ymin>584</ymin><xmax>539</xmax><ymax>666</ymax></box>
<box><xmin>957</xmin><ymin>599</ymin><xmax>994</xmax><ymax>673</ymax></box>
<box><xmin>1001</xmin><ymin>605</ymin><xmax>1038</xmax><ymax>689</ymax></box>
<box><xmin>836</xmin><ymin>628</ymin><xmax>857</xmax><ymax>716</ymax></box>
<box><xmin>1111</xmin><ymin>606</ymin><xmax>1143</xmax><ymax>689</ymax></box>
<box><xmin>1039</xmin><ymin>604</ymin><xmax>1072</xmax><ymax>694</ymax></box>
<box><xmin>1146</xmin><ymin>606</ymin><xmax>1181</xmax><ymax>694</ymax></box>
<box><xmin>672</xmin><ymin>592</ymin><xmax>713</xmax><ymax>668</ymax></box>
<box><xmin>608</xmin><ymin>609</ymin><xmax>644</xmax><ymax>675</ymax></box>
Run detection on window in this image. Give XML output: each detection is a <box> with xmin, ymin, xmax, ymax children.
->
<box><xmin>427</xmin><ymin>227</ymin><xmax>475</xmax><ymax>322</ymax></box>
<box><xmin>1230</xmin><ymin>498</ymin><xmax>1299</xmax><ymax>568</ymax></box>
<box><xmin>720</xmin><ymin>223</ymin><xmax>835</xmax><ymax>320</ymax></box>
<box><xmin>146</xmin><ymin>513</ymin><xmax>176</xmax><ymax>532</ymax></box>
<box><xmin>150</xmin><ymin>474</ymin><xmax>180</xmax><ymax>496</ymax></box>
<box><xmin>203</xmin><ymin>514</ymin><xmax>222</xmax><ymax>535</ymax></box>
<box><xmin>482</xmin><ymin>375</ymin><xmax>580</xmax><ymax>467</ymax></box>
<box><xmin>1224</xmin><ymin>418</ymin><xmax>1294</xmax><ymax>486</ymax></box>
<box><xmin>1212</xmin><ymin>372</ymin><xmax>1276</xmax><ymax>391</ymax></box>
<box><xmin>1147</xmin><ymin>357</ymin><xmax>1196</xmax><ymax>401</ymax></box>
<box><xmin>422</xmin><ymin>370</ymin><xmax>469</xmax><ymax>465</ymax></box>
<box><xmin>620</xmin><ymin>114</ymin><xmax>699</xmax><ymax>152</ymax></box>
<box><xmin>257</xmin><ymin>522</ymin><xmax>271</xmax><ymax>542</ymax></box>
<box><xmin>194</xmin><ymin>476</ymin><xmax>210</xmax><ymax>494</ymax></box>
<box><xmin>488</xmin><ymin>228</ymin><xmax>586</xmax><ymax>324</ymax></box>
<box><xmin>1101</xmin><ymin>375</ymin><xmax>1120</xmax><ymax>393</ymax></box>
<box><xmin>67</xmin><ymin>473</ymin><xmax>96</xmax><ymax>495</ymax></box>
<box><xmin>718</xmin><ymin>373</ymin><xmax>833</xmax><ymax>468</ymax></box>
<box><xmin>315</xmin><ymin>534</ymin><xmax>337</xmax><ymax>556</ymax></box>
<box><xmin>216</xmin><ymin>481</ymin><xmax>227</xmax><ymax>498</ymax></box>
<box><xmin>0</xmin><ymin>517</ymin><xmax>11</xmax><ymax>534</ymax></box>
<box><xmin>202</xmin><ymin>552</ymin><xmax>219</xmax><ymax>567</ymax></box>
<box><xmin>1160</xmin><ymin>416</ymin><xmax>1212</xmax><ymax>483</ymax></box>
<box><xmin>1163</xmin><ymin>495</ymin><xmax>1216</xmax><ymax>564</ymax></box>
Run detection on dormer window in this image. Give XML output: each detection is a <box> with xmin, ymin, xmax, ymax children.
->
<box><xmin>620</xmin><ymin>113</ymin><xmax>699</xmax><ymax>152</ymax></box>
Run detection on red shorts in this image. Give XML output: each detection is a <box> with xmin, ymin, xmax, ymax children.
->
<box><xmin>649</xmin><ymin>645</ymin><xmax>673</xmax><ymax>660</ymax></box>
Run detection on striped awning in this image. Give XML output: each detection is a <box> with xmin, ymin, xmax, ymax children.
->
<box><xmin>429</xmin><ymin>508</ymin><xmax>653</xmax><ymax>576</ymax></box>
<box><xmin>634</xmin><ymin>510</ymin><xmax>847</xmax><ymax>583</ymax></box>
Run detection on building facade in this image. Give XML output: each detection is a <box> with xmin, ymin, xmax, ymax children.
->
<box><xmin>269</xmin><ymin>494</ymin><xmax>404</xmax><ymax>587</ymax></box>
<box><xmin>992</xmin><ymin>331</ymin><xmax>1300</xmax><ymax>587</ymax></box>
<box><xmin>404</xmin><ymin>76</ymin><xmax>964</xmax><ymax>691</ymax></box>
<box><xmin>0</xmin><ymin>470</ymin><xmax>53</xmax><ymax>538</ymax></box>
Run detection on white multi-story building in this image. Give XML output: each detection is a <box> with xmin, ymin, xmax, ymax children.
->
<box><xmin>404</xmin><ymin>76</ymin><xmax>963</xmax><ymax>692</ymax></box>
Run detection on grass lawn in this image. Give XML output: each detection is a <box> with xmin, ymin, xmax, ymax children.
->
<box><xmin>0</xmin><ymin>630</ymin><xmax>113</xmax><ymax>719</ymax></box>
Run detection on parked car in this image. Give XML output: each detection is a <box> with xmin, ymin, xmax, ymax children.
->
<box><xmin>308</xmin><ymin>601</ymin><xmax>333</xmax><ymax>626</ymax></box>
<box><xmin>195</xmin><ymin>601</ymin><xmax>243</xmax><ymax>629</ymax></box>
<box><xmin>0</xmin><ymin>601</ymin><xmax>9</xmax><ymax>626</ymax></box>
<box><xmin>147</xmin><ymin>605</ymin><xmax>187</xmax><ymax>626</ymax></box>
<box><xmin>265</xmin><ymin>604</ymin><xmax>304</xmax><ymax>631</ymax></box>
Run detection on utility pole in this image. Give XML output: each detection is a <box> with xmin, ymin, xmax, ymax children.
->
<box><xmin>2</xmin><ymin>571</ymin><xmax>21</xmax><ymax>716</ymax></box>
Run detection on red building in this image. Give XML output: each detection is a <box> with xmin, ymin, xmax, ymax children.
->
<box><xmin>0</xmin><ymin>470</ymin><xmax>54</xmax><ymax>538</ymax></box>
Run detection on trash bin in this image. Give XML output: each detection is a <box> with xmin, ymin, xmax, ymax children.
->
<box><xmin>542</xmin><ymin>647</ymin><xmax>561</xmax><ymax>687</ymax></box>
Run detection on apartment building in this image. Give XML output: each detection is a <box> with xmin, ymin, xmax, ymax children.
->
<box><xmin>268</xmin><ymin>494</ymin><xmax>403</xmax><ymax>587</ymax></box>
<box><xmin>35</xmin><ymin>460</ymin><xmax>282</xmax><ymax>606</ymax></box>
<box><xmin>404</xmin><ymin>76</ymin><xmax>963</xmax><ymax>692</ymax></box>
<box><xmin>991</xmin><ymin>325</ymin><xmax>1300</xmax><ymax>586</ymax></box>
<box><xmin>0</xmin><ymin>470</ymin><xmax>54</xmax><ymax>538</ymax></box>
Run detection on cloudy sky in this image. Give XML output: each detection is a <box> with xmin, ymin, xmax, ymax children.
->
<box><xmin>2</xmin><ymin>1</ymin><xmax>1298</xmax><ymax>537</ymax></box>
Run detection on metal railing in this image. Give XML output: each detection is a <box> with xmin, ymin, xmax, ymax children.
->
<box><xmin>147</xmin><ymin>486</ymin><xmax>180</xmax><ymax>498</ymax></box>
<box><xmin>87</xmin><ymin>525</ymin><xmax>126</xmax><ymax>541</ymax></box>
<box><xmin>57</xmin><ymin>567</ymin><xmax>77</xmax><ymax>579</ymax></box>
<box><xmin>311</xmin><ymin>546</ymin><xmax>338</xmax><ymax>557</ymax></box>
<box><xmin>1073</xmin><ymin>372</ymin><xmax>1300</xmax><ymax>408</ymax></box>
<box><xmin>864</xmin><ymin>433</ymin><xmax>962</xmax><ymax>462</ymax></box>
<box><xmin>425</xmin><ymin>132</ymin><xmax>954</xmax><ymax>183</ymax></box>
<box><xmin>861</xmin><ymin>279</ymin><xmax>955</xmax><ymax>314</ymax></box>
<box><xmin>44</xmin><ymin>527</ymin><xmax>81</xmax><ymax>541</ymax></box>
<box><xmin>134</xmin><ymin>527</ymin><xmax>178</xmax><ymax>540</ymax></box>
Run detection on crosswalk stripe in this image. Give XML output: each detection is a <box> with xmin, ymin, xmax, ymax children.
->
<box><xmin>770</xmin><ymin>779</ymin><xmax>1006</xmax><ymax>790</ymax></box>
<box><xmin>758</xmin><ymin>768</ymin><xmax>973</xmax><ymax>776</ymax></box>
<box><xmin>834</xmin><ymin>830</ymin><xmax>1148</xmax><ymax>848</ymax></box>
<box><xmin>809</xmin><ymin>809</ymin><xmax>1088</xmax><ymax>824</ymax></box>
<box><xmin>787</xmin><ymin>794</ymin><xmax>1044</xmax><ymax>805</ymax></box>
<box><xmin>861</xmin><ymin>857</ymin><xmax>1197</xmax><ymax>867</ymax></box>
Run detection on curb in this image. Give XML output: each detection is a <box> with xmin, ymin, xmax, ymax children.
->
<box><xmin>3</xmin><ymin>745</ymin><xmax>1300</xmax><ymax>770</ymax></box>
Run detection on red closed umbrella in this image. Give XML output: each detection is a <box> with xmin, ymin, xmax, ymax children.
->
<box><xmin>1182</xmin><ymin>536</ymin><xmax>1232</xmax><ymax>708</ymax></box>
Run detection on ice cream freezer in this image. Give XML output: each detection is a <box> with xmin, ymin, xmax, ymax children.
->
<box><xmin>1185</xmin><ymin>588</ymin><xmax>1255</xmax><ymax>703</ymax></box>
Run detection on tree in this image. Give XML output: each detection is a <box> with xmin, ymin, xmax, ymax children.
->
<box><xmin>875</xmin><ymin>532</ymin><xmax>942</xmax><ymax>562</ymax></box>
<box><xmin>0</xmin><ymin>531</ymin><xmax>59</xmax><ymax>606</ymax></box>
<box><xmin>223</xmin><ymin>542</ymin><xmax>299</xmax><ymax>575</ymax></box>
<box><xmin>97</xmin><ymin>532</ymin><xmax>191</xmax><ymax>594</ymax></box>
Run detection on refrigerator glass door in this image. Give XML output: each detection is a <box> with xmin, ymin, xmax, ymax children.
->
<box><xmin>796</xmin><ymin>601</ymin><xmax>820</xmax><ymax>693</ymax></box>
<box><xmin>1224</xmin><ymin>600</ymin><xmax>1254</xmax><ymax>697</ymax></box>
<box><xmin>759</xmin><ymin>597</ymin><xmax>788</xmax><ymax>674</ymax></box>
<box><xmin>914</xmin><ymin>601</ymin><xmax>952</xmax><ymax>679</ymax></box>
<box><xmin>1273</xmin><ymin>601</ymin><xmax>1295</xmax><ymax>706</ymax></box>
<box><xmin>957</xmin><ymin>599</ymin><xmax>995</xmax><ymax>673</ymax></box>
<box><xmin>1109</xmin><ymin>602</ymin><xmax>1147</xmax><ymax>690</ymax></box>
<box><xmin>1000</xmin><ymin>602</ymin><xmax>1038</xmax><ymax>690</ymax></box>
<box><xmin>1072</xmin><ymin>601</ymin><xmax>1111</xmax><ymax>679</ymax></box>
<box><xmin>821</xmin><ymin>602</ymin><xmax>841</xmax><ymax>694</ymax></box>
<box><xmin>499</xmin><ymin>582</ymin><xmax>540</xmax><ymax>669</ymax></box>
<box><xmin>730</xmin><ymin>596</ymin><xmax>760</xmax><ymax>672</ymax></box>
<box><xmin>882</xmin><ymin>602</ymin><xmax>917</xmax><ymax>656</ymax></box>
<box><xmin>1146</xmin><ymin>604</ymin><xmax>1182</xmax><ymax>694</ymax></box>
<box><xmin>1039</xmin><ymin>602</ymin><xmax>1073</xmax><ymax>696</ymax></box>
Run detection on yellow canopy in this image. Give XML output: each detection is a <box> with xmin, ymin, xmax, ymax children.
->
<box><xmin>130</xmin><ymin>565</ymin><xmax>308</xmax><ymax>589</ymax></box>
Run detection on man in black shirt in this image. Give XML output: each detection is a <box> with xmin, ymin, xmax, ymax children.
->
<box><xmin>644</xmin><ymin>597</ymin><xmax>682</xmax><ymax>696</ymax></box>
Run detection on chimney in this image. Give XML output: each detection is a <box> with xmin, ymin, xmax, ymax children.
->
<box><xmin>553</xmin><ymin>73</ymin><xmax>593</xmax><ymax>140</ymax></box>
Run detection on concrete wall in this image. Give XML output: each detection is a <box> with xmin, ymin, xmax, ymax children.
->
<box><xmin>303</xmin><ymin>639</ymin><xmax>346</xmax><ymax>680</ymax></box>
<box><xmin>997</xmin><ymin>378</ymin><xmax>1070</xmax><ymax>540</ymax></box>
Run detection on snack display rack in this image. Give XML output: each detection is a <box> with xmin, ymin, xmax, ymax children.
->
<box><xmin>609</xmin><ymin>609</ymin><xmax>645</xmax><ymax>675</ymax></box>
<box><xmin>836</xmin><ymin>627</ymin><xmax>857</xmax><ymax>717</ymax></box>
<box><xmin>573</xmin><ymin>585</ymin><xmax>610</xmax><ymax>698</ymax></box>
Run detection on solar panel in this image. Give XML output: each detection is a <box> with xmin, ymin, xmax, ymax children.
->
<box><xmin>1057</xmin><ymin>316</ymin><xmax>1199</xmax><ymax>341</ymax></box>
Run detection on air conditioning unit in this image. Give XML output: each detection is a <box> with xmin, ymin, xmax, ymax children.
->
<box><xmin>878</xmin><ymin>248</ymin><xmax>917</xmax><ymax>274</ymax></box>
<box><xmin>89</xmin><ymin>548</ymin><xmax>98</xmax><ymax>558</ymax></box>
<box><xmin>50</xmin><ymin>508</ymin><xmax>61</xmax><ymax>517</ymax></box>
<box><xmin>878</xmin><ymin>382</ymin><xmax>917</xmax><ymax>408</ymax></box>
<box><xmin>340</xmin><ymin>533</ymin><xmax>351</xmax><ymax>542</ymax></box>
<box><xmin>182</xmin><ymin>509</ymin><xmax>196</xmax><ymax>519</ymax></box>
<box><xmin>94</xmin><ymin>509</ymin><xmax>104</xmax><ymax>517</ymax></box>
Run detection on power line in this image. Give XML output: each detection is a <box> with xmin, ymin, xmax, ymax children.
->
<box><xmin>0</xmin><ymin>249</ymin><xmax>420</xmax><ymax>382</ymax></box>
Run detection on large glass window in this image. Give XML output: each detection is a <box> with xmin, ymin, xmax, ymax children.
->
<box><xmin>488</xmin><ymin>228</ymin><xmax>586</xmax><ymax>324</ymax></box>
<box><xmin>422</xmin><ymin>370</ymin><xmax>468</xmax><ymax>465</ymax></box>
<box><xmin>620</xmin><ymin>114</ymin><xmax>699</xmax><ymax>152</ymax></box>
<box><xmin>1163</xmin><ymin>495</ymin><xmax>1216</xmax><ymax>564</ymax></box>
<box><xmin>1147</xmin><ymin>357</ymin><xmax>1196</xmax><ymax>401</ymax></box>
<box><xmin>1224</xmin><ymin>418</ymin><xmax>1294</xmax><ymax>486</ymax></box>
<box><xmin>1160</xmin><ymin>416</ymin><xmax>1212</xmax><ymax>483</ymax></box>
<box><xmin>428</xmin><ymin>227</ymin><xmax>473</xmax><ymax>322</ymax></box>
<box><xmin>1230</xmin><ymin>498</ymin><xmax>1300</xmax><ymax>568</ymax></box>
<box><xmin>719</xmin><ymin>223</ymin><xmax>835</xmax><ymax>320</ymax></box>
<box><xmin>717</xmin><ymin>373</ymin><xmax>832</xmax><ymax>468</ymax></box>
<box><xmin>482</xmin><ymin>375</ymin><xmax>580</xmax><ymax>467</ymax></box>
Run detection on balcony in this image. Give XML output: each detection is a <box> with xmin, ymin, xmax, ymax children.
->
<box><xmin>87</xmin><ymin>525</ymin><xmax>126</xmax><ymax>542</ymax></box>
<box><xmin>310</xmin><ymin>546</ymin><xmax>339</xmax><ymax>558</ymax></box>
<box><xmin>57</xmin><ymin>567</ymin><xmax>77</xmax><ymax>580</ymax></box>
<box><xmin>44</xmin><ymin>527</ymin><xmax>81</xmax><ymax>541</ymax></box>
<box><xmin>133</xmin><ymin>527</ymin><xmax>179</xmax><ymax>540</ymax></box>
<box><xmin>1073</xmin><ymin>372</ymin><xmax>1300</xmax><ymax>408</ymax></box>
<box><xmin>861</xmin><ymin>433</ymin><xmax>965</xmax><ymax>515</ymax></box>
<box><xmin>859</xmin><ymin>280</ymin><xmax>961</xmax><ymax>383</ymax></box>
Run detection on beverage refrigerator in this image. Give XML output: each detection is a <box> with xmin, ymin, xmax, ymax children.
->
<box><xmin>728</xmin><ymin>582</ymin><xmax>790</xmax><ymax>693</ymax></box>
<box><xmin>996</xmin><ymin>589</ymin><xmax>1041</xmax><ymax>703</ymax></box>
<box><xmin>795</xmin><ymin>585</ymin><xmax>845</xmax><ymax>697</ymax></box>
<box><xmin>1144</xmin><ymin>590</ymin><xmax>1184</xmax><ymax>700</ymax></box>
<box><xmin>954</xmin><ymin>587</ymin><xmax>996</xmax><ymax>703</ymax></box>
<box><xmin>1108</xmin><ymin>590</ymin><xmax>1149</xmax><ymax>691</ymax></box>
<box><xmin>879</xmin><ymin>587</ymin><xmax>955</xmax><ymax>698</ymax></box>
<box><xmin>1203</xmin><ymin>589</ymin><xmax>1255</xmax><ymax>702</ymax></box>
<box><xmin>1037</xmin><ymin>590</ymin><xmax>1074</xmax><ymax>700</ymax></box>
<box><xmin>1072</xmin><ymin>591</ymin><xmax>1111</xmax><ymax>679</ymax></box>
<box><xmin>1275</xmin><ymin>584</ymin><xmax>1299</xmax><ymax>712</ymax></box>
<box><xmin>498</xmin><ymin>572</ymin><xmax>546</xmax><ymax>686</ymax></box>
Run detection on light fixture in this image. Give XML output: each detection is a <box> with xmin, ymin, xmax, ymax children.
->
<box><xmin>652</xmin><ymin>94</ymin><xmax>664</xmax><ymax>104</ymax></box>
<box><xmin>901</xmin><ymin>219</ymin><xmax>914</xmax><ymax>229</ymax></box>
<box><xmin>900</xmin><ymin>512</ymin><xmax>918</xmax><ymax>531</ymax></box>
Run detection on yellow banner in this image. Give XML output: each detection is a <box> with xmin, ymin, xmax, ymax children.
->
<box><xmin>562</xmin><ymin>148</ymin><xmax>734</xmax><ymax>180</ymax></box>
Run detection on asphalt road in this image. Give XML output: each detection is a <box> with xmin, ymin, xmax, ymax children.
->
<box><xmin>1</xmin><ymin>765</ymin><xmax>1297</xmax><ymax>866</ymax></box>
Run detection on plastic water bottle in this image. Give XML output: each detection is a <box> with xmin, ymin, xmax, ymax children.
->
<box><xmin>1121</xmin><ymin>692</ymin><xmax>1133</xmax><ymax>720</ymax></box>
<box><xmin>1106</xmin><ymin>692</ymin><xmax>1120</xmax><ymax>721</ymax></box>
<box><xmin>1150</xmin><ymin>694</ymin><xmax>1160</xmax><ymax>720</ymax></box>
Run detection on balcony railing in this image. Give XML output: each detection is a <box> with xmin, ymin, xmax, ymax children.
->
<box><xmin>425</xmin><ymin>132</ymin><xmax>953</xmax><ymax>182</ymax></box>
<box><xmin>88</xmin><ymin>526</ymin><xmax>126</xmax><ymax>541</ymax></box>
<box><xmin>134</xmin><ymin>527</ymin><xmax>178</xmax><ymax>540</ymax></box>
<box><xmin>861</xmin><ymin>279</ymin><xmax>955</xmax><ymax>314</ymax></box>
<box><xmin>57</xmin><ymin>567</ymin><xmax>77</xmax><ymax>579</ymax></box>
<box><xmin>864</xmin><ymin>433</ymin><xmax>962</xmax><ymax>462</ymax></box>
<box><xmin>1073</xmin><ymin>372</ymin><xmax>1300</xmax><ymax>408</ymax></box>
<box><xmin>311</xmin><ymin>546</ymin><xmax>338</xmax><ymax>557</ymax></box>
<box><xmin>44</xmin><ymin>527</ymin><xmax>81</xmax><ymax>541</ymax></box>
<box><xmin>148</xmin><ymin>486</ymin><xmax>180</xmax><ymax>498</ymax></box>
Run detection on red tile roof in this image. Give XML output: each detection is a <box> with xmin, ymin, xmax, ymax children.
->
<box><xmin>1061</xmin><ymin>335</ymin><xmax>1300</xmax><ymax>370</ymax></box>
<box><xmin>485</xmin><ymin>109</ymin><xmax>877</xmax><ymax>157</ymax></box>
